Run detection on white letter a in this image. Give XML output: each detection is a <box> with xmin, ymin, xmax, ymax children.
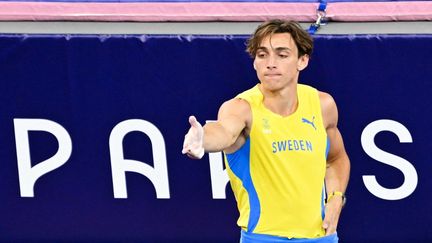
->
<box><xmin>109</xmin><ymin>119</ymin><xmax>170</xmax><ymax>199</ymax></box>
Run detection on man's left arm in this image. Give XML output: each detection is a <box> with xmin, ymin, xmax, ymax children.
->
<box><xmin>319</xmin><ymin>92</ymin><xmax>351</xmax><ymax>235</ymax></box>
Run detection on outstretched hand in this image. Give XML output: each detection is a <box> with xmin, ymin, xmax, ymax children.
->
<box><xmin>182</xmin><ymin>116</ymin><xmax>205</xmax><ymax>159</ymax></box>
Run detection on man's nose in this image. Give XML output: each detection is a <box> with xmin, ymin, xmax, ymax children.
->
<box><xmin>266</xmin><ymin>56</ymin><xmax>277</xmax><ymax>69</ymax></box>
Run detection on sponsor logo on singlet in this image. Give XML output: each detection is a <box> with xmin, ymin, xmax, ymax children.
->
<box><xmin>302</xmin><ymin>116</ymin><xmax>316</xmax><ymax>130</ymax></box>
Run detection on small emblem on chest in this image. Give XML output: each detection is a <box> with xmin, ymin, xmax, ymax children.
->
<box><xmin>262</xmin><ymin>118</ymin><xmax>272</xmax><ymax>134</ymax></box>
<box><xmin>302</xmin><ymin>116</ymin><xmax>316</xmax><ymax>130</ymax></box>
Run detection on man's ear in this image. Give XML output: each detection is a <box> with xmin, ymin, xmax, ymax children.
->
<box><xmin>297</xmin><ymin>54</ymin><xmax>310</xmax><ymax>71</ymax></box>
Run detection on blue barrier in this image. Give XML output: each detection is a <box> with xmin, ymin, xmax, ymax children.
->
<box><xmin>0</xmin><ymin>34</ymin><xmax>431</xmax><ymax>242</ymax></box>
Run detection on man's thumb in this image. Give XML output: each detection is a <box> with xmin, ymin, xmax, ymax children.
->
<box><xmin>189</xmin><ymin>116</ymin><xmax>199</xmax><ymax>128</ymax></box>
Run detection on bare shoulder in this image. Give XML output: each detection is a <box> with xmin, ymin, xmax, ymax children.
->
<box><xmin>218</xmin><ymin>97</ymin><xmax>252</xmax><ymax>126</ymax></box>
<box><xmin>220</xmin><ymin>97</ymin><xmax>251</xmax><ymax>113</ymax></box>
<box><xmin>318</xmin><ymin>91</ymin><xmax>338</xmax><ymax>129</ymax></box>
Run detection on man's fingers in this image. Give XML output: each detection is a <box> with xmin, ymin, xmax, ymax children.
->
<box><xmin>325</xmin><ymin>224</ymin><xmax>336</xmax><ymax>236</ymax></box>
<box><xmin>182</xmin><ymin>129</ymin><xmax>198</xmax><ymax>155</ymax></box>
<box><xmin>322</xmin><ymin>218</ymin><xmax>333</xmax><ymax>236</ymax></box>
<box><xmin>189</xmin><ymin>116</ymin><xmax>198</xmax><ymax>127</ymax></box>
<box><xmin>322</xmin><ymin>210</ymin><xmax>332</xmax><ymax>232</ymax></box>
<box><xmin>322</xmin><ymin>218</ymin><xmax>330</xmax><ymax>230</ymax></box>
<box><xmin>182</xmin><ymin>132</ymin><xmax>191</xmax><ymax>153</ymax></box>
<box><xmin>323</xmin><ymin>209</ymin><xmax>338</xmax><ymax>235</ymax></box>
<box><xmin>183</xmin><ymin>115</ymin><xmax>204</xmax><ymax>159</ymax></box>
<box><xmin>322</xmin><ymin>199</ymin><xmax>342</xmax><ymax>235</ymax></box>
<box><xmin>182</xmin><ymin>148</ymin><xmax>189</xmax><ymax>154</ymax></box>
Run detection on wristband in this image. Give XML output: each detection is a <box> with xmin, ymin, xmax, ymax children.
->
<box><xmin>327</xmin><ymin>191</ymin><xmax>346</xmax><ymax>207</ymax></box>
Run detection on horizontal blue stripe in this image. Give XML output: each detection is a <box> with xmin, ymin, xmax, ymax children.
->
<box><xmin>241</xmin><ymin>230</ymin><xmax>339</xmax><ymax>242</ymax></box>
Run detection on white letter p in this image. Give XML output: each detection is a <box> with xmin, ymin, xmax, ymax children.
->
<box><xmin>14</xmin><ymin>119</ymin><xmax>72</xmax><ymax>197</ymax></box>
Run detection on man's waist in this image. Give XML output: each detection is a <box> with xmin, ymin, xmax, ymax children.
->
<box><xmin>240</xmin><ymin>230</ymin><xmax>338</xmax><ymax>242</ymax></box>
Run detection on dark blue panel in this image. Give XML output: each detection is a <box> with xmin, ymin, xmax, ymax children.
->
<box><xmin>302</xmin><ymin>34</ymin><xmax>432</xmax><ymax>242</ymax></box>
<box><xmin>0</xmin><ymin>33</ymin><xmax>431</xmax><ymax>242</ymax></box>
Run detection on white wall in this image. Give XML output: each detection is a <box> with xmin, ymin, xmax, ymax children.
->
<box><xmin>0</xmin><ymin>21</ymin><xmax>431</xmax><ymax>34</ymax></box>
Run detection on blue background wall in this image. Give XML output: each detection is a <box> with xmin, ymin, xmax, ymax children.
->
<box><xmin>0</xmin><ymin>34</ymin><xmax>431</xmax><ymax>242</ymax></box>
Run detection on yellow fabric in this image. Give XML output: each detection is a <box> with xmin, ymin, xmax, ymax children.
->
<box><xmin>225</xmin><ymin>84</ymin><xmax>328</xmax><ymax>238</ymax></box>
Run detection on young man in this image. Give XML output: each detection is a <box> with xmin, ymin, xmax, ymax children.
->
<box><xmin>182</xmin><ymin>20</ymin><xmax>350</xmax><ymax>243</ymax></box>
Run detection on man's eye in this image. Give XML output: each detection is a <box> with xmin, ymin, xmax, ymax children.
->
<box><xmin>257</xmin><ymin>53</ymin><xmax>267</xmax><ymax>58</ymax></box>
<box><xmin>279</xmin><ymin>54</ymin><xmax>288</xmax><ymax>58</ymax></box>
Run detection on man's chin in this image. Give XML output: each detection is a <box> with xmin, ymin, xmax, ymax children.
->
<box><xmin>261</xmin><ymin>83</ymin><xmax>283</xmax><ymax>92</ymax></box>
<box><xmin>261</xmin><ymin>81</ymin><xmax>283</xmax><ymax>91</ymax></box>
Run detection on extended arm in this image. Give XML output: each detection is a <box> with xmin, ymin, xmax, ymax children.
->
<box><xmin>182</xmin><ymin>98</ymin><xmax>250</xmax><ymax>159</ymax></box>
<box><xmin>320</xmin><ymin>92</ymin><xmax>351</xmax><ymax>235</ymax></box>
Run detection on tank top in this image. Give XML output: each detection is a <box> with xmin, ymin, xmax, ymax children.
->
<box><xmin>224</xmin><ymin>84</ymin><xmax>329</xmax><ymax>238</ymax></box>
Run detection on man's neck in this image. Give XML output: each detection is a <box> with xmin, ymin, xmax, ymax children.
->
<box><xmin>259</xmin><ymin>83</ymin><xmax>298</xmax><ymax>117</ymax></box>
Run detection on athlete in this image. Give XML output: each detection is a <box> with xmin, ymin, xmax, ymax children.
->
<box><xmin>182</xmin><ymin>20</ymin><xmax>350</xmax><ymax>242</ymax></box>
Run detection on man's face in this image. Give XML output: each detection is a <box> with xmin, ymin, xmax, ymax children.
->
<box><xmin>253</xmin><ymin>33</ymin><xmax>309</xmax><ymax>92</ymax></box>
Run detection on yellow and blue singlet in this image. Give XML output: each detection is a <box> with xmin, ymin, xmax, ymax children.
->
<box><xmin>225</xmin><ymin>84</ymin><xmax>331</xmax><ymax>240</ymax></box>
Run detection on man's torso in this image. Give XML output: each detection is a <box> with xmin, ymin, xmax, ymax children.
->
<box><xmin>224</xmin><ymin>84</ymin><xmax>329</xmax><ymax>238</ymax></box>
